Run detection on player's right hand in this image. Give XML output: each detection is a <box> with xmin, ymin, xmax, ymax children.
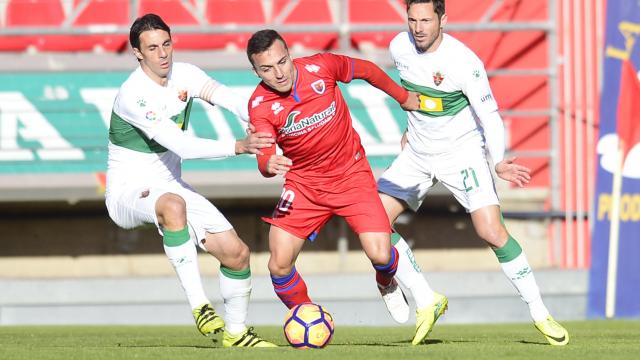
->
<box><xmin>400</xmin><ymin>91</ymin><xmax>420</xmax><ymax>111</ymax></box>
<box><xmin>236</xmin><ymin>131</ymin><xmax>275</xmax><ymax>155</ymax></box>
<box><xmin>267</xmin><ymin>155</ymin><xmax>292</xmax><ymax>175</ymax></box>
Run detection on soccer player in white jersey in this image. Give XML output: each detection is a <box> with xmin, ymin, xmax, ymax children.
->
<box><xmin>105</xmin><ymin>14</ymin><xmax>276</xmax><ymax>347</ymax></box>
<box><xmin>377</xmin><ymin>0</ymin><xmax>570</xmax><ymax>346</ymax></box>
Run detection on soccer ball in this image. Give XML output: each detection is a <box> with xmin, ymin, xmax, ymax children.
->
<box><xmin>283</xmin><ymin>303</ymin><xmax>335</xmax><ymax>349</ymax></box>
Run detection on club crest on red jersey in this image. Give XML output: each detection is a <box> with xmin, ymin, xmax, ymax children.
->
<box><xmin>311</xmin><ymin>79</ymin><xmax>326</xmax><ymax>95</ymax></box>
<box><xmin>433</xmin><ymin>71</ymin><xmax>444</xmax><ymax>86</ymax></box>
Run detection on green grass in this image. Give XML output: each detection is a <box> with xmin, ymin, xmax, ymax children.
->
<box><xmin>0</xmin><ymin>321</ymin><xmax>638</xmax><ymax>359</ymax></box>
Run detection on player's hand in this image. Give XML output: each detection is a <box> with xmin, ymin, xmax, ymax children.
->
<box><xmin>400</xmin><ymin>130</ymin><xmax>408</xmax><ymax>150</ymax></box>
<box><xmin>400</xmin><ymin>91</ymin><xmax>420</xmax><ymax>111</ymax></box>
<box><xmin>235</xmin><ymin>131</ymin><xmax>274</xmax><ymax>155</ymax></box>
<box><xmin>246</xmin><ymin>122</ymin><xmax>257</xmax><ymax>135</ymax></box>
<box><xmin>267</xmin><ymin>155</ymin><xmax>292</xmax><ymax>175</ymax></box>
<box><xmin>495</xmin><ymin>157</ymin><xmax>531</xmax><ymax>187</ymax></box>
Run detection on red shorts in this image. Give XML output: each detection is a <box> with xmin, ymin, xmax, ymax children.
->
<box><xmin>263</xmin><ymin>167</ymin><xmax>392</xmax><ymax>240</ymax></box>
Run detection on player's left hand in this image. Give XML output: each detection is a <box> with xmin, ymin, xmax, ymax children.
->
<box><xmin>495</xmin><ymin>157</ymin><xmax>531</xmax><ymax>187</ymax></box>
<box><xmin>267</xmin><ymin>155</ymin><xmax>292</xmax><ymax>175</ymax></box>
<box><xmin>400</xmin><ymin>91</ymin><xmax>420</xmax><ymax>111</ymax></box>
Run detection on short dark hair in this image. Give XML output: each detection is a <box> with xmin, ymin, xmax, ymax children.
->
<box><xmin>405</xmin><ymin>0</ymin><xmax>445</xmax><ymax>18</ymax></box>
<box><xmin>129</xmin><ymin>13</ymin><xmax>171</xmax><ymax>50</ymax></box>
<box><xmin>246</xmin><ymin>29</ymin><xmax>288</xmax><ymax>66</ymax></box>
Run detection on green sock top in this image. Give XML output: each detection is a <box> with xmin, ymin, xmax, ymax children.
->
<box><xmin>220</xmin><ymin>266</ymin><xmax>251</xmax><ymax>280</ymax></box>
<box><xmin>163</xmin><ymin>226</ymin><xmax>190</xmax><ymax>247</ymax></box>
<box><xmin>493</xmin><ymin>235</ymin><xmax>523</xmax><ymax>263</ymax></box>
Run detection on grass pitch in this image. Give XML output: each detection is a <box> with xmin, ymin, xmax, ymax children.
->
<box><xmin>0</xmin><ymin>320</ymin><xmax>638</xmax><ymax>359</ymax></box>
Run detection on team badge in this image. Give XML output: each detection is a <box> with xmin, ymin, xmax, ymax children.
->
<box><xmin>145</xmin><ymin>111</ymin><xmax>157</xmax><ymax>121</ymax></box>
<box><xmin>311</xmin><ymin>79</ymin><xmax>326</xmax><ymax>94</ymax></box>
<box><xmin>433</xmin><ymin>71</ymin><xmax>444</xmax><ymax>86</ymax></box>
<box><xmin>177</xmin><ymin>89</ymin><xmax>187</xmax><ymax>102</ymax></box>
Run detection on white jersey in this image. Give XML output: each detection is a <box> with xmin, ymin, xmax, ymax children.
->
<box><xmin>106</xmin><ymin>62</ymin><xmax>219</xmax><ymax>198</ymax></box>
<box><xmin>390</xmin><ymin>32</ymin><xmax>499</xmax><ymax>154</ymax></box>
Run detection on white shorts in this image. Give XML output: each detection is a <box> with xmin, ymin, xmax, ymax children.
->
<box><xmin>378</xmin><ymin>142</ymin><xmax>499</xmax><ymax>213</ymax></box>
<box><xmin>105</xmin><ymin>180</ymin><xmax>232</xmax><ymax>249</ymax></box>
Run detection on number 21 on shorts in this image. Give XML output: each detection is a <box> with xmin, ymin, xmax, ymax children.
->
<box><xmin>461</xmin><ymin>167</ymin><xmax>479</xmax><ymax>192</ymax></box>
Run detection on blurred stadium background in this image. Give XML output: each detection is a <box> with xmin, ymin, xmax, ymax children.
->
<box><xmin>0</xmin><ymin>0</ymin><xmax>633</xmax><ymax>327</ymax></box>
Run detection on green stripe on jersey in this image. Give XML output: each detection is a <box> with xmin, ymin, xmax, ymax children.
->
<box><xmin>109</xmin><ymin>98</ymin><xmax>194</xmax><ymax>153</ymax></box>
<box><xmin>401</xmin><ymin>79</ymin><xmax>470</xmax><ymax>117</ymax></box>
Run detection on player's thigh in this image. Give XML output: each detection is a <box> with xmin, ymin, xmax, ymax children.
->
<box><xmin>106</xmin><ymin>186</ymin><xmax>167</xmax><ymax>230</ymax></box>
<box><xmin>436</xmin><ymin>147</ymin><xmax>499</xmax><ymax>212</ymax></box>
<box><xmin>333</xmin><ymin>170</ymin><xmax>392</xmax><ymax>234</ymax></box>
<box><xmin>264</xmin><ymin>183</ymin><xmax>332</xmax><ymax>242</ymax></box>
<box><xmin>377</xmin><ymin>148</ymin><xmax>436</xmax><ymax>212</ymax></box>
<box><xmin>172</xmin><ymin>185</ymin><xmax>233</xmax><ymax>250</ymax></box>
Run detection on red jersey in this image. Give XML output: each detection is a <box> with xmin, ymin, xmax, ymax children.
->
<box><xmin>249</xmin><ymin>53</ymin><xmax>366</xmax><ymax>186</ymax></box>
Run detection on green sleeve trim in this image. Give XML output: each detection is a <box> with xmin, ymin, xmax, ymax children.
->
<box><xmin>109</xmin><ymin>98</ymin><xmax>193</xmax><ymax>153</ymax></box>
<box><xmin>391</xmin><ymin>232</ymin><xmax>401</xmax><ymax>246</ymax></box>
<box><xmin>163</xmin><ymin>227</ymin><xmax>190</xmax><ymax>247</ymax></box>
<box><xmin>492</xmin><ymin>235</ymin><xmax>523</xmax><ymax>263</ymax></box>
<box><xmin>109</xmin><ymin>110</ymin><xmax>168</xmax><ymax>153</ymax></box>
<box><xmin>220</xmin><ymin>266</ymin><xmax>251</xmax><ymax>279</ymax></box>
<box><xmin>401</xmin><ymin>79</ymin><xmax>470</xmax><ymax>117</ymax></box>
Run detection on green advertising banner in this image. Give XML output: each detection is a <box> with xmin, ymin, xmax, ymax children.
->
<box><xmin>0</xmin><ymin>69</ymin><xmax>407</xmax><ymax>175</ymax></box>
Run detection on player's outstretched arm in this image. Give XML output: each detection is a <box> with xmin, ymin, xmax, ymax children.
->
<box><xmin>200</xmin><ymin>80</ymin><xmax>249</xmax><ymax>122</ymax></box>
<box><xmin>351</xmin><ymin>58</ymin><xmax>419</xmax><ymax>111</ymax></box>
<box><xmin>495</xmin><ymin>157</ymin><xmax>531</xmax><ymax>188</ymax></box>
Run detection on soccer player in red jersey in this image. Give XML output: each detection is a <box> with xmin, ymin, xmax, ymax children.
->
<box><xmin>246</xmin><ymin>29</ymin><xmax>420</xmax><ymax>311</ymax></box>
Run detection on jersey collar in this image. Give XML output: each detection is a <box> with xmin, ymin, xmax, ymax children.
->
<box><xmin>291</xmin><ymin>63</ymin><xmax>301</xmax><ymax>102</ymax></box>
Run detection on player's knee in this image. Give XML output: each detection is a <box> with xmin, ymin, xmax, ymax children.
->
<box><xmin>477</xmin><ymin>225</ymin><xmax>508</xmax><ymax>247</ymax></box>
<box><xmin>235</xmin><ymin>242</ymin><xmax>250</xmax><ymax>265</ymax></box>
<box><xmin>369</xmin><ymin>248</ymin><xmax>391</xmax><ymax>266</ymax></box>
<box><xmin>268</xmin><ymin>257</ymin><xmax>294</xmax><ymax>277</ymax></box>
<box><xmin>156</xmin><ymin>193</ymin><xmax>187</xmax><ymax>227</ymax></box>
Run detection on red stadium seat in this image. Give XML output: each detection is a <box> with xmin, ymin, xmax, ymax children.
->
<box><xmin>349</xmin><ymin>0</ymin><xmax>404</xmax><ymax>49</ymax></box>
<box><xmin>6</xmin><ymin>0</ymin><xmax>65</xmax><ymax>26</ymax></box>
<box><xmin>73</xmin><ymin>0</ymin><xmax>130</xmax><ymax>26</ymax></box>
<box><xmin>273</xmin><ymin>0</ymin><xmax>337</xmax><ymax>50</ymax></box>
<box><xmin>140</xmin><ymin>0</ymin><xmax>199</xmax><ymax>25</ymax></box>
<box><xmin>206</xmin><ymin>0</ymin><xmax>266</xmax><ymax>24</ymax></box>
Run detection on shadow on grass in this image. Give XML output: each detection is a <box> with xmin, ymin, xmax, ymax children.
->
<box><xmin>116</xmin><ymin>344</ymin><xmax>217</xmax><ymax>350</ymax></box>
<box><xmin>517</xmin><ymin>340</ymin><xmax>549</xmax><ymax>346</ymax></box>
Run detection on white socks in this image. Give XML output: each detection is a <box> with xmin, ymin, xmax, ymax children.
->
<box><xmin>499</xmin><ymin>252</ymin><xmax>550</xmax><ymax>322</ymax></box>
<box><xmin>393</xmin><ymin>236</ymin><xmax>436</xmax><ymax>308</ymax></box>
<box><xmin>219</xmin><ymin>268</ymin><xmax>252</xmax><ymax>335</ymax></box>
<box><xmin>163</xmin><ymin>242</ymin><xmax>209</xmax><ymax>309</ymax></box>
